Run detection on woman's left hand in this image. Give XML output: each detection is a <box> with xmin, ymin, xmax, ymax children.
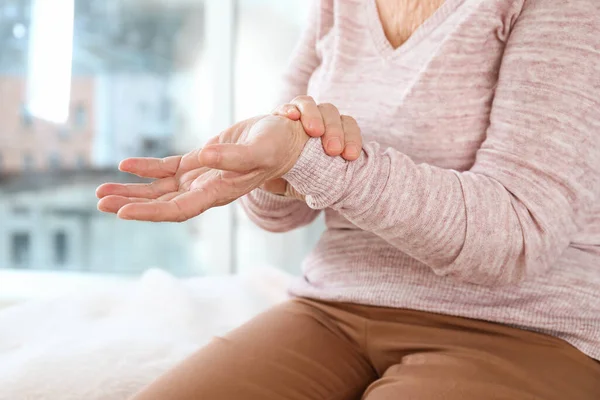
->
<box><xmin>264</xmin><ymin>97</ymin><xmax>363</xmax><ymax>196</ymax></box>
<box><xmin>96</xmin><ymin>115</ymin><xmax>308</xmax><ymax>222</ymax></box>
<box><xmin>273</xmin><ymin>96</ymin><xmax>362</xmax><ymax>160</ymax></box>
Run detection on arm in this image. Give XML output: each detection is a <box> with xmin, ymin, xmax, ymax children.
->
<box><xmin>240</xmin><ymin>0</ymin><xmax>331</xmax><ymax>233</ymax></box>
<box><xmin>283</xmin><ymin>0</ymin><xmax>600</xmax><ymax>285</ymax></box>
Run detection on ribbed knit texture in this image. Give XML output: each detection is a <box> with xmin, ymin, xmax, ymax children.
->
<box><xmin>240</xmin><ymin>0</ymin><xmax>600</xmax><ymax>360</ymax></box>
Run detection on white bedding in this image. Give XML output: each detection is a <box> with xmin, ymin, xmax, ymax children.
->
<box><xmin>0</xmin><ymin>268</ymin><xmax>292</xmax><ymax>400</ymax></box>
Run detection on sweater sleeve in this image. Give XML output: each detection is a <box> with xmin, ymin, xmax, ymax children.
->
<box><xmin>283</xmin><ymin>0</ymin><xmax>600</xmax><ymax>285</ymax></box>
<box><xmin>239</xmin><ymin>0</ymin><xmax>332</xmax><ymax>233</ymax></box>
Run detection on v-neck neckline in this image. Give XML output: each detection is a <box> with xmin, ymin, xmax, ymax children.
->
<box><xmin>365</xmin><ymin>0</ymin><xmax>465</xmax><ymax>59</ymax></box>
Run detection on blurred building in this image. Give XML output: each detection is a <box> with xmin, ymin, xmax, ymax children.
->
<box><xmin>93</xmin><ymin>74</ymin><xmax>174</xmax><ymax>167</ymax></box>
<box><xmin>0</xmin><ymin>170</ymin><xmax>191</xmax><ymax>274</ymax></box>
<box><xmin>0</xmin><ymin>0</ymin><xmax>200</xmax><ymax>172</ymax></box>
<box><xmin>0</xmin><ymin>76</ymin><xmax>95</xmax><ymax>173</ymax></box>
<box><xmin>0</xmin><ymin>0</ymin><xmax>203</xmax><ymax>274</ymax></box>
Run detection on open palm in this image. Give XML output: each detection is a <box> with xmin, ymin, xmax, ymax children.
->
<box><xmin>96</xmin><ymin>115</ymin><xmax>307</xmax><ymax>222</ymax></box>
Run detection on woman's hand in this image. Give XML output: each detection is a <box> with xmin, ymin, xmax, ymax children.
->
<box><xmin>264</xmin><ymin>96</ymin><xmax>363</xmax><ymax>196</ymax></box>
<box><xmin>96</xmin><ymin>115</ymin><xmax>308</xmax><ymax>222</ymax></box>
<box><xmin>274</xmin><ymin>96</ymin><xmax>362</xmax><ymax>160</ymax></box>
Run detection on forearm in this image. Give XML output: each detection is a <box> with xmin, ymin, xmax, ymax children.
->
<box><xmin>284</xmin><ymin>134</ymin><xmax>591</xmax><ymax>287</ymax></box>
<box><xmin>284</xmin><ymin>139</ymin><xmax>470</xmax><ymax>277</ymax></box>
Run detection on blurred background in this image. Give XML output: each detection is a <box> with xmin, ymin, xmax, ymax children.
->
<box><xmin>0</xmin><ymin>0</ymin><xmax>324</xmax><ymax>300</ymax></box>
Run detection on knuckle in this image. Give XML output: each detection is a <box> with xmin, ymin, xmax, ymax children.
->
<box><xmin>262</xmin><ymin>153</ymin><xmax>279</xmax><ymax>169</ymax></box>
<box><xmin>342</xmin><ymin>116</ymin><xmax>362</xmax><ymax>137</ymax></box>
<box><xmin>270</xmin><ymin>105</ymin><xmax>284</xmax><ymax>114</ymax></box>
<box><xmin>284</xmin><ymin>104</ymin><xmax>299</xmax><ymax>113</ymax></box>
<box><xmin>318</xmin><ymin>102</ymin><xmax>336</xmax><ymax>112</ymax></box>
<box><xmin>292</xmin><ymin>95</ymin><xmax>314</xmax><ymax>103</ymax></box>
<box><xmin>172</xmin><ymin>202</ymin><xmax>186</xmax><ymax>222</ymax></box>
<box><xmin>341</xmin><ymin>115</ymin><xmax>357</xmax><ymax>125</ymax></box>
<box><xmin>324</xmin><ymin>126</ymin><xmax>344</xmax><ymax>138</ymax></box>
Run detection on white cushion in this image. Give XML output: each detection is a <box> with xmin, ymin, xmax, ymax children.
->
<box><xmin>0</xmin><ymin>267</ymin><xmax>291</xmax><ymax>400</ymax></box>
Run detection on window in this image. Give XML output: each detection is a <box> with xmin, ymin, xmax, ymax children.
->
<box><xmin>23</xmin><ymin>153</ymin><xmax>34</xmax><ymax>170</ymax></box>
<box><xmin>12</xmin><ymin>23</ymin><xmax>26</xmax><ymax>39</ymax></box>
<box><xmin>12</xmin><ymin>206</ymin><xmax>30</xmax><ymax>215</ymax></box>
<box><xmin>21</xmin><ymin>104</ymin><xmax>33</xmax><ymax>128</ymax></box>
<box><xmin>233</xmin><ymin>0</ymin><xmax>317</xmax><ymax>274</ymax></box>
<box><xmin>76</xmin><ymin>154</ymin><xmax>87</xmax><ymax>168</ymax></box>
<box><xmin>53</xmin><ymin>231</ymin><xmax>68</xmax><ymax>266</ymax></box>
<box><xmin>74</xmin><ymin>103</ymin><xmax>86</xmax><ymax>128</ymax></box>
<box><xmin>3</xmin><ymin>4</ymin><xmax>18</xmax><ymax>19</ymax></box>
<box><xmin>48</xmin><ymin>153</ymin><xmax>60</xmax><ymax>170</ymax></box>
<box><xmin>138</xmin><ymin>102</ymin><xmax>149</xmax><ymax>116</ymax></box>
<box><xmin>142</xmin><ymin>138</ymin><xmax>158</xmax><ymax>154</ymax></box>
<box><xmin>0</xmin><ymin>0</ymin><xmax>311</xmax><ymax>284</ymax></box>
<box><xmin>159</xmin><ymin>97</ymin><xmax>170</xmax><ymax>122</ymax></box>
<box><xmin>11</xmin><ymin>232</ymin><xmax>31</xmax><ymax>268</ymax></box>
<box><xmin>22</xmin><ymin>2</ymin><xmax>30</xmax><ymax>19</ymax></box>
<box><xmin>58</xmin><ymin>126</ymin><xmax>69</xmax><ymax>139</ymax></box>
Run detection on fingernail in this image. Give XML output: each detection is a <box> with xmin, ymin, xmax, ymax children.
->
<box><xmin>118</xmin><ymin>211</ymin><xmax>132</xmax><ymax>220</ymax></box>
<box><xmin>327</xmin><ymin>138</ymin><xmax>343</xmax><ymax>153</ymax></box>
<box><xmin>346</xmin><ymin>144</ymin><xmax>360</xmax><ymax>158</ymax></box>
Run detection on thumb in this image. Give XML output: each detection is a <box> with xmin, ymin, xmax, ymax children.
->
<box><xmin>198</xmin><ymin>143</ymin><xmax>263</xmax><ymax>172</ymax></box>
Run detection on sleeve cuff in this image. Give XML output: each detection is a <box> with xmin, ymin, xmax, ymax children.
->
<box><xmin>283</xmin><ymin>137</ymin><xmax>351</xmax><ymax>210</ymax></box>
<box><xmin>246</xmin><ymin>188</ymin><xmax>303</xmax><ymax>214</ymax></box>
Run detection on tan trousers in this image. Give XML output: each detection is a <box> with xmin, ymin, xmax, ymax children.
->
<box><xmin>131</xmin><ymin>298</ymin><xmax>600</xmax><ymax>400</ymax></box>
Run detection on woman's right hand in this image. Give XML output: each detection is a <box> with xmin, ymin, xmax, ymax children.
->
<box><xmin>264</xmin><ymin>96</ymin><xmax>363</xmax><ymax>197</ymax></box>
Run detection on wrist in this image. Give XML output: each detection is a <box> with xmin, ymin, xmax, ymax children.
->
<box><xmin>284</xmin><ymin>181</ymin><xmax>306</xmax><ymax>201</ymax></box>
<box><xmin>277</xmin><ymin>118</ymin><xmax>310</xmax><ymax>177</ymax></box>
<box><xmin>290</xmin><ymin>118</ymin><xmax>310</xmax><ymax>162</ymax></box>
<box><xmin>283</xmin><ymin>137</ymin><xmax>350</xmax><ymax>210</ymax></box>
<box><xmin>261</xmin><ymin>178</ymin><xmax>306</xmax><ymax>201</ymax></box>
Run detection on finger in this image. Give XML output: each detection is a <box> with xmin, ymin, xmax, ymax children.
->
<box><xmin>119</xmin><ymin>164</ymin><xmax>264</xmax><ymax>222</ymax></box>
<box><xmin>341</xmin><ymin>115</ymin><xmax>362</xmax><ymax>161</ymax></box>
<box><xmin>272</xmin><ymin>104</ymin><xmax>301</xmax><ymax>121</ymax></box>
<box><xmin>290</xmin><ymin>95</ymin><xmax>324</xmax><ymax>137</ymax></box>
<box><xmin>189</xmin><ymin>168</ymin><xmax>254</xmax><ymax>195</ymax></box>
<box><xmin>198</xmin><ymin>143</ymin><xmax>265</xmax><ymax>172</ymax></box>
<box><xmin>205</xmin><ymin>135</ymin><xmax>220</xmax><ymax>146</ymax></box>
<box><xmin>318</xmin><ymin>103</ymin><xmax>345</xmax><ymax>156</ymax></box>
<box><xmin>178</xmin><ymin>149</ymin><xmax>203</xmax><ymax>171</ymax></box>
<box><xmin>117</xmin><ymin>188</ymin><xmax>224</xmax><ymax>222</ymax></box>
<box><xmin>97</xmin><ymin>195</ymin><xmax>152</xmax><ymax>214</ymax></box>
<box><xmin>179</xmin><ymin>167</ymin><xmax>212</xmax><ymax>191</ymax></box>
<box><xmin>178</xmin><ymin>138</ymin><xmax>224</xmax><ymax>172</ymax></box>
<box><xmin>119</xmin><ymin>156</ymin><xmax>182</xmax><ymax>179</ymax></box>
<box><xmin>96</xmin><ymin>179</ymin><xmax>178</xmax><ymax>199</ymax></box>
<box><xmin>156</xmin><ymin>192</ymin><xmax>180</xmax><ymax>201</ymax></box>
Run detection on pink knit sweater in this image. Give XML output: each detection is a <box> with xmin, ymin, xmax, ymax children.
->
<box><xmin>240</xmin><ymin>0</ymin><xmax>600</xmax><ymax>360</ymax></box>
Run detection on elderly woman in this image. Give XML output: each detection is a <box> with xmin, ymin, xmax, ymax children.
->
<box><xmin>97</xmin><ymin>0</ymin><xmax>600</xmax><ymax>398</ymax></box>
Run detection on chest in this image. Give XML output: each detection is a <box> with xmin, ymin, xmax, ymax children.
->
<box><xmin>375</xmin><ymin>0</ymin><xmax>447</xmax><ymax>48</ymax></box>
<box><xmin>307</xmin><ymin>0</ymin><xmax>522</xmax><ymax>170</ymax></box>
